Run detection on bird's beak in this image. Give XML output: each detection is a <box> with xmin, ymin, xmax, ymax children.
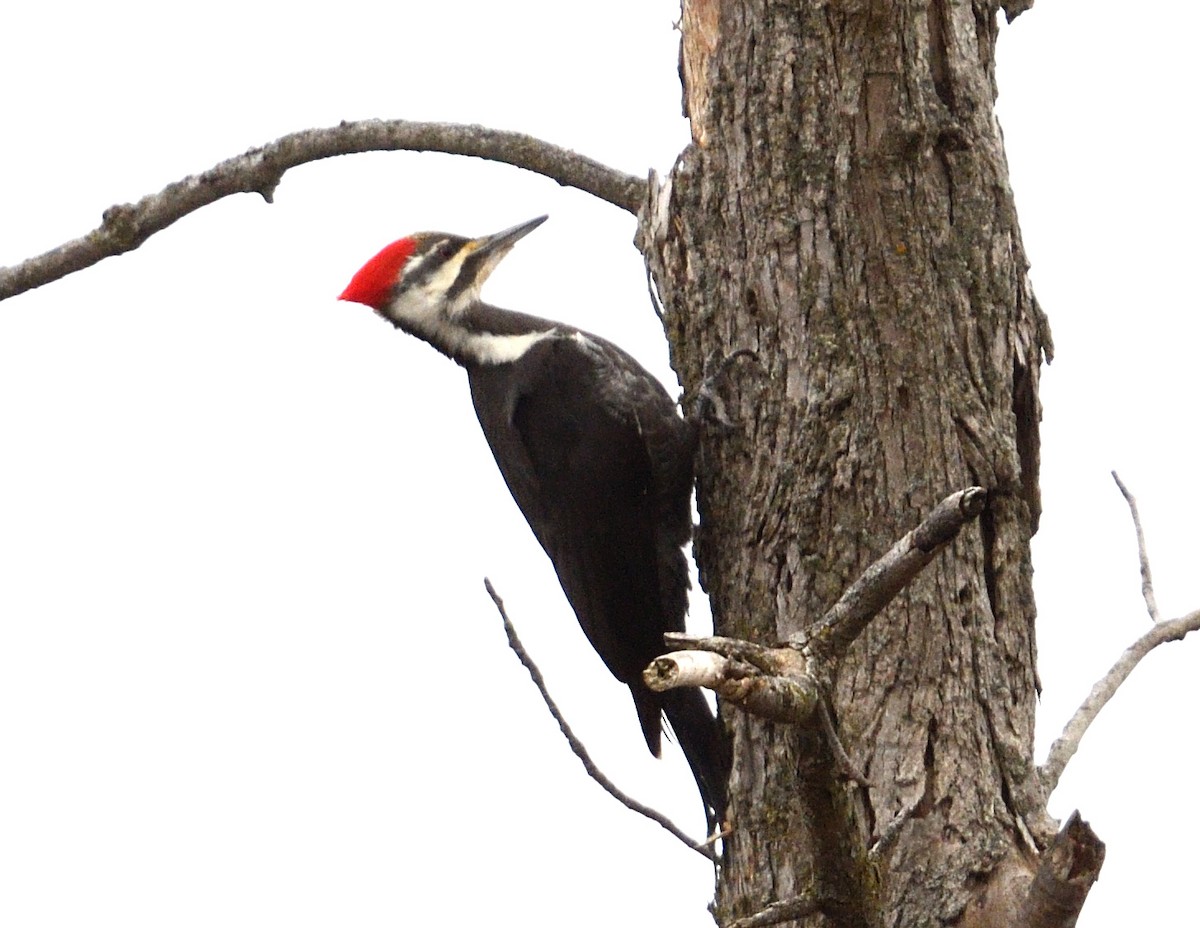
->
<box><xmin>474</xmin><ymin>215</ymin><xmax>548</xmax><ymax>256</ymax></box>
<box><xmin>465</xmin><ymin>215</ymin><xmax>548</xmax><ymax>284</ymax></box>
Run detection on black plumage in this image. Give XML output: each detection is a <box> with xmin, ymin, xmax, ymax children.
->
<box><xmin>339</xmin><ymin>217</ymin><xmax>729</xmax><ymax>820</ymax></box>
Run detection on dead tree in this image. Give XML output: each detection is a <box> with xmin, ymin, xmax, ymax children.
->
<box><xmin>645</xmin><ymin>2</ymin><xmax>1107</xmax><ymax>924</ymax></box>
<box><xmin>4</xmin><ymin>3</ymin><xmax>1196</xmax><ymax>927</ymax></box>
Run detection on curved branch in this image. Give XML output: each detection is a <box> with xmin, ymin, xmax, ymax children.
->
<box><xmin>0</xmin><ymin>120</ymin><xmax>647</xmax><ymax>302</ymax></box>
<box><xmin>1041</xmin><ymin>475</ymin><xmax>1199</xmax><ymax>793</ymax></box>
<box><xmin>1039</xmin><ymin>607</ymin><xmax>1200</xmax><ymax>793</ymax></box>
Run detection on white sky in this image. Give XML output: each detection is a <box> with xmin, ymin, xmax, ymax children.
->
<box><xmin>0</xmin><ymin>2</ymin><xmax>1195</xmax><ymax>926</ymax></box>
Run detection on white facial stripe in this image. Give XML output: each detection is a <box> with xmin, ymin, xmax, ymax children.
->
<box><xmin>387</xmin><ymin>247</ymin><xmax>471</xmax><ymax>328</ymax></box>
<box><xmin>403</xmin><ymin>252</ymin><xmax>428</xmax><ymax>277</ymax></box>
<box><xmin>423</xmin><ymin>248</ymin><xmax>474</xmax><ymax>314</ymax></box>
<box><xmin>381</xmin><ymin>235</ymin><xmax>549</xmax><ymax>366</ymax></box>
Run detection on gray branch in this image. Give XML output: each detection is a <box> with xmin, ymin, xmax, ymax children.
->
<box><xmin>1111</xmin><ymin>471</ymin><xmax>1161</xmax><ymax>622</ymax></box>
<box><xmin>792</xmin><ymin>486</ymin><xmax>987</xmax><ymax>659</ymax></box>
<box><xmin>0</xmin><ymin>120</ymin><xmax>646</xmax><ymax>302</ymax></box>
<box><xmin>665</xmin><ymin>488</ymin><xmax>988</xmax><ymax>674</ymax></box>
<box><xmin>483</xmin><ymin>578</ymin><xmax>714</xmax><ymax>861</ymax></box>
<box><xmin>1039</xmin><ymin>606</ymin><xmax>1200</xmax><ymax>794</ymax></box>
<box><xmin>1040</xmin><ymin>474</ymin><xmax>1199</xmax><ymax>793</ymax></box>
<box><xmin>649</xmin><ymin>489</ymin><xmax>984</xmax><ymax>787</ymax></box>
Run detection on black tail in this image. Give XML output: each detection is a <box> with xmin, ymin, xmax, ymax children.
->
<box><xmin>662</xmin><ymin>686</ymin><xmax>730</xmax><ymax>827</ymax></box>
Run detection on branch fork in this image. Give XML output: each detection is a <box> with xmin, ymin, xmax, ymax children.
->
<box><xmin>645</xmin><ymin>487</ymin><xmax>987</xmax><ymax>726</ymax></box>
<box><xmin>1039</xmin><ymin>473</ymin><xmax>1200</xmax><ymax>794</ymax></box>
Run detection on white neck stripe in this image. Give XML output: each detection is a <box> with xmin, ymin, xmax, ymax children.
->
<box><xmin>467</xmin><ymin>329</ymin><xmax>554</xmax><ymax>365</ymax></box>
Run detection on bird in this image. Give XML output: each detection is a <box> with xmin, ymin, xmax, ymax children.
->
<box><xmin>338</xmin><ymin>215</ymin><xmax>728</xmax><ymax>821</ymax></box>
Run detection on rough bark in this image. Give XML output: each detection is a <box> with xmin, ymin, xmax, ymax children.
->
<box><xmin>641</xmin><ymin>1</ymin><xmax>1055</xmax><ymax>925</ymax></box>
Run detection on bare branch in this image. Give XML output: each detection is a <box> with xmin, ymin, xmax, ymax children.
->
<box><xmin>815</xmin><ymin>699</ymin><xmax>874</xmax><ymax>788</ymax></box>
<box><xmin>1111</xmin><ymin>471</ymin><xmax>1161</xmax><ymax>622</ymax></box>
<box><xmin>667</xmin><ymin>489</ymin><xmax>986</xmax><ymax>671</ymax></box>
<box><xmin>1018</xmin><ymin>811</ymin><xmax>1105</xmax><ymax>928</ymax></box>
<box><xmin>1039</xmin><ymin>608</ymin><xmax>1200</xmax><ymax>793</ymax></box>
<box><xmin>792</xmin><ymin>486</ymin><xmax>987</xmax><ymax>659</ymax></box>
<box><xmin>0</xmin><ymin>120</ymin><xmax>646</xmax><ymax>302</ymax></box>
<box><xmin>482</xmin><ymin>578</ymin><xmax>714</xmax><ymax>861</ymax></box>
<box><xmin>650</xmin><ymin>491</ymin><xmax>986</xmax><ymax>787</ymax></box>
<box><xmin>646</xmin><ymin>647</ymin><xmax>870</xmax><ymax>785</ymax></box>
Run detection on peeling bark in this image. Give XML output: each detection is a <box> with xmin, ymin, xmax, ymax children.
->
<box><xmin>641</xmin><ymin>1</ymin><xmax>1056</xmax><ymax>925</ymax></box>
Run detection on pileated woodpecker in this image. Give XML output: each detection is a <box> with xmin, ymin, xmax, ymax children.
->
<box><xmin>338</xmin><ymin>216</ymin><xmax>728</xmax><ymax>821</ymax></box>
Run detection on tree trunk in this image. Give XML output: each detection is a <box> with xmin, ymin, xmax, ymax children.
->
<box><xmin>641</xmin><ymin>1</ymin><xmax>1060</xmax><ymax>925</ymax></box>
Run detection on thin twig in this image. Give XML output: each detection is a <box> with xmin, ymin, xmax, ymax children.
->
<box><xmin>1039</xmin><ymin>608</ymin><xmax>1200</xmax><ymax>793</ymax></box>
<box><xmin>0</xmin><ymin>120</ymin><xmax>646</xmax><ymax>301</ymax></box>
<box><xmin>815</xmin><ymin>700</ymin><xmax>874</xmax><ymax>788</ymax></box>
<box><xmin>662</xmin><ymin>632</ymin><xmax>802</xmax><ymax>680</ymax></box>
<box><xmin>1111</xmin><ymin>471</ymin><xmax>1161</xmax><ymax>622</ymax></box>
<box><xmin>483</xmin><ymin>578</ymin><xmax>714</xmax><ymax>861</ymax></box>
<box><xmin>645</xmin><ymin>261</ymin><xmax>665</xmax><ymax>322</ymax></box>
<box><xmin>868</xmin><ymin>795</ymin><xmax>922</xmax><ymax>861</ymax></box>
<box><xmin>663</xmin><ymin>632</ymin><xmax>781</xmax><ymax>669</ymax></box>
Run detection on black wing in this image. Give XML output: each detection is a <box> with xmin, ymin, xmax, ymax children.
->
<box><xmin>468</xmin><ymin>332</ymin><xmax>692</xmax><ymax>681</ymax></box>
<box><xmin>467</xmin><ymin>331</ymin><xmax>727</xmax><ymax>819</ymax></box>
